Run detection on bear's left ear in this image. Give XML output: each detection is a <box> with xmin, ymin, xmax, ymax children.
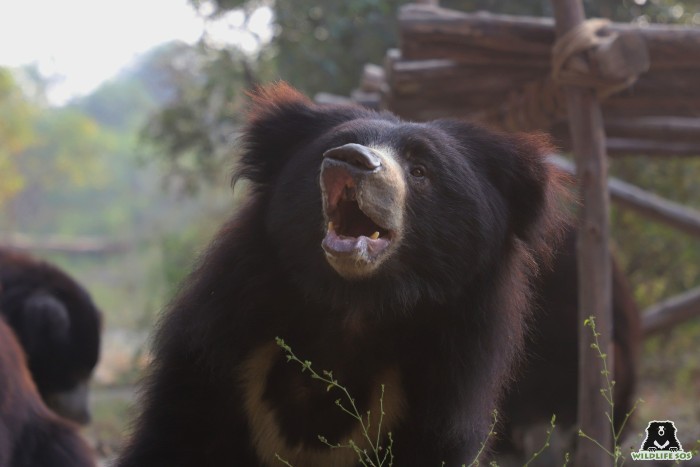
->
<box><xmin>237</xmin><ymin>82</ymin><xmax>366</xmax><ymax>186</ymax></box>
<box><xmin>473</xmin><ymin>129</ymin><xmax>573</xmax><ymax>261</ymax></box>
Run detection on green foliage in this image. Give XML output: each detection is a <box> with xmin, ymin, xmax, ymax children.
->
<box><xmin>0</xmin><ymin>68</ymin><xmax>34</xmax><ymax>206</ymax></box>
<box><xmin>523</xmin><ymin>415</ymin><xmax>558</xmax><ymax>467</ymax></box>
<box><xmin>0</xmin><ymin>68</ymin><xmax>121</xmax><ymax>229</ymax></box>
<box><xmin>610</xmin><ymin>157</ymin><xmax>700</xmax><ymax>308</ymax></box>
<box><xmin>275</xmin><ymin>337</ymin><xmax>395</xmax><ymax>467</ymax></box>
<box><xmin>271</xmin><ymin>0</ymin><xmax>404</xmax><ymax>96</ymax></box>
<box><xmin>578</xmin><ymin>316</ymin><xmax>643</xmax><ymax>466</ymax></box>
<box><xmin>275</xmin><ymin>338</ymin><xmax>514</xmax><ymax>467</ymax></box>
<box><xmin>143</xmin><ymin>0</ymin><xmax>697</xmax><ymax>190</ymax></box>
<box><xmin>466</xmin><ymin>410</ymin><xmax>498</xmax><ymax>466</ymax></box>
<box><xmin>138</xmin><ymin>41</ymin><xmax>266</xmax><ymax>194</ymax></box>
<box><xmin>0</xmin><ymin>56</ymin><xmax>234</xmax><ymax>337</ymax></box>
<box><xmin>74</xmin><ymin>77</ymin><xmax>154</xmax><ymax>131</ymax></box>
<box><xmin>189</xmin><ymin>0</ymin><xmax>697</xmax><ymax>97</ymax></box>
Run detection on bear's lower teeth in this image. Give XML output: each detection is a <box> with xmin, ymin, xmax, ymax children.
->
<box><xmin>327</xmin><ymin>222</ymin><xmax>384</xmax><ymax>241</ymax></box>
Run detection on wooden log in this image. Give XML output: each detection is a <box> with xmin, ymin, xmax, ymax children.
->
<box><xmin>552</xmin><ymin>128</ymin><xmax>700</xmax><ymax>156</ymax></box>
<box><xmin>399</xmin><ymin>4</ymin><xmax>700</xmax><ymax>70</ymax></box>
<box><xmin>314</xmin><ymin>92</ymin><xmax>354</xmax><ymax>106</ymax></box>
<box><xmin>382</xmin><ymin>57</ymin><xmax>700</xmax><ymax>127</ymax></box>
<box><xmin>384</xmin><ymin>89</ymin><xmax>700</xmax><ymax>128</ymax></box>
<box><xmin>550</xmin><ymin>2</ymin><xmax>614</xmax><ymax>465</ymax></box>
<box><xmin>380</xmin><ymin>100</ymin><xmax>470</xmax><ymax>121</ymax></box>
<box><xmin>621</xmin><ymin>70</ymin><xmax>700</xmax><ymax>97</ymax></box>
<box><xmin>384</xmin><ymin>60</ymin><xmax>700</xmax><ymax>98</ymax></box>
<box><xmin>554</xmin><ymin>118</ymin><xmax>700</xmax><ymax>145</ymax></box>
<box><xmin>614</xmin><ymin>22</ymin><xmax>700</xmax><ymax>70</ymax></box>
<box><xmin>604</xmin><ymin>117</ymin><xmax>700</xmax><ymax>142</ymax></box>
<box><xmin>643</xmin><ymin>287</ymin><xmax>700</xmax><ymax>336</ymax></box>
<box><xmin>602</xmin><ymin>96</ymin><xmax>700</xmax><ymax>118</ymax></box>
<box><xmin>556</xmin><ymin>137</ymin><xmax>700</xmax><ymax>157</ymax></box>
<box><xmin>389</xmin><ymin>67</ymin><xmax>700</xmax><ymax>102</ymax></box>
<box><xmin>360</xmin><ymin>63</ymin><xmax>385</xmax><ymax>93</ymax></box>
<box><xmin>2</xmin><ymin>234</ymin><xmax>129</xmax><ymax>255</ymax></box>
<box><xmin>399</xmin><ymin>5</ymin><xmax>554</xmax><ymax>61</ymax></box>
<box><xmin>607</xmin><ymin>177</ymin><xmax>700</xmax><ymax>237</ymax></box>
<box><xmin>381</xmin><ymin>48</ymin><xmax>402</xmax><ymax>111</ymax></box>
<box><xmin>383</xmin><ymin>94</ymin><xmax>498</xmax><ymax>120</ymax></box>
<box><xmin>388</xmin><ymin>59</ymin><xmax>544</xmax><ymax>97</ymax></box>
<box><xmin>550</xmin><ymin>155</ymin><xmax>700</xmax><ymax>238</ymax></box>
<box><xmin>602</xmin><ymin>138</ymin><xmax>700</xmax><ymax>156</ymax></box>
<box><xmin>350</xmin><ymin>90</ymin><xmax>382</xmax><ymax>110</ymax></box>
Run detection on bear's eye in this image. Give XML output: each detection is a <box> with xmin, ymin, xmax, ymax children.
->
<box><xmin>410</xmin><ymin>166</ymin><xmax>426</xmax><ymax>178</ymax></box>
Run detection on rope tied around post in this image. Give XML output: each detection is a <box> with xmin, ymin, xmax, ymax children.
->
<box><xmin>552</xmin><ymin>18</ymin><xmax>650</xmax><ymax>99</ymax></box>
<box><xmin>496</xmin><ymin>18</ymin><xmax>650</xmax><ymax>133</ymax></box>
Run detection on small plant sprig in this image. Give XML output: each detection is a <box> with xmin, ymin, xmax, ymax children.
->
<box><xmin>438</xmin><ymin>411</ymin><xmax>500</xmax><ymax>467</ymax></box>
<box><xmin>467</xmin><ymin>409</ymin><xmax>499</xmax><ymax>467</ymax></box>
<box><xmin>578</xmin><ymin>316</ymin><xmax>643</xmax><ymax>467</ymax></box>
<box><xmin>274</xmin><ymin>454</ymin><xmax>294</xmax><ymax>467</ymax></box>
<box><xmin>274</xmin><ymin>337</ymin><xmax>394</xmax><ymax>467</ymax></box>
<box><xmin>523</xmin><ymin>414</ymin><xmax>558</xmax><ymax>467</ymax></box>
<box><xmin>692</xmin><ymin>440</ymin><xmax>700</xmax><ymax>456</ymax></box>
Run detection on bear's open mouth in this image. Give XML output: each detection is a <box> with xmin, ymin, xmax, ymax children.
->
<box><xmin>330</xmin><ymin>186</ymin><xmax>390</xmax><ymax>240</ymax></box>
<box><xmin>321</xmin><ymin>170</ymin><xmax>393</xmax><ymax>260</ymax></box>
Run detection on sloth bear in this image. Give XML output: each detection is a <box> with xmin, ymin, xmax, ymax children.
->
<box><xmin>641</xmin><ymin>421</ymin><xmax>682</xmax><ymax>452</ymax></box>
<box><xmin>0</xmin><ymin>249</ymin><xmax>102</xmax><ymax>425</ymax></box>
<box><xmin>0</xmin><ymin>317</ymin><xmax>95</xmax><ymax>467</ymax></box>
<box><xmin>117</xmin><ymin>83</ymin><xmax>569</xmax><ymax>467</ymax></box>
<box><xmin>496</xmin><ymin>230</ymin><xmax>641</xmax><ymax>463</ymax></box>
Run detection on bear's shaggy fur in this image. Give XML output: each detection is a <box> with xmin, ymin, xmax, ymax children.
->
<box><xmin>0</xmin><ymin>318</ymin><xmax>95</xmax><ymax>467</ymax></box>
<box><xmin>0</xmin><ymin>249</ymin><xmax>102</xmax><ymax>424</ymax></box>
<box><xmin>118</xmin><ymin>83</ymin><xmax>569</xmax><ymax>466</ymax></box>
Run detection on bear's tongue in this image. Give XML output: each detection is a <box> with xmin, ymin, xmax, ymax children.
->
<box><xmin>323</xmin><ymin>218</ymin><xmax>391</xmax><ymax>259</ymax></box>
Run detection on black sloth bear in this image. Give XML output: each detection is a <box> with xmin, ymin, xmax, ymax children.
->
<box><xmin>0</xmin><ymin>317</ymin><xmax>95</xmax><ymax>467</ymax></box>
<box><xmin>642</xmin><ymin>421</ymin><xmax>682</xmax><ymax>452</ymax></box>
<box><xmin>117</xmin><ymin>83</ymin><xmax>569</xmax><ymax>467</ymax></box>
<box><xmin>0</xmin><ymin>249</ymin><xmax>102</xmax><ymax>424</ymax></box>
<box><xmin>496</xmin><ymin>229</ymin><xmax>641</xmax><ymax>463</ymax></box>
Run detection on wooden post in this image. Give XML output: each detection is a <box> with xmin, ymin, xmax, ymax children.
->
<box><xmin>549</xmin><ymin>1</ymin><xmax>614</xmax><ymax>465</ymax></box>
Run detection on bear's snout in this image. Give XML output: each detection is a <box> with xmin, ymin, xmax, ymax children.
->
<box><xmin>323</xmin><ymin>143</ymin><xmax>382</xmax><ymax>172</ymax></box>
<box><xmin>319</xmin><ymin>143</ymin><xmax>406</xmax><ymax>279</ymax></box>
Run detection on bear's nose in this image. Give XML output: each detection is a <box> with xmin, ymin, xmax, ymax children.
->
<box><xmin>323</xmin><ymin>143</ymin><xmax>382</xmax><ymax>171</ymax></box>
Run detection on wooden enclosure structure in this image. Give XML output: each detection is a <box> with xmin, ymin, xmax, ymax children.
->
<box><xmin>317</xmin><ymin>2</ymin><xmax>700</xmax><ymax>464</ymax></box>
<box><xmin>316</xmin><ymin>3</ymin><xmax>700</xmax><ymax>339</ymax></box>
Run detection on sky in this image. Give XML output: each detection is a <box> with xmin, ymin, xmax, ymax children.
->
<box><xmin>0</xmin><ymin>0</ymin><xmax>272</xmax><ymax>105</ymax></box>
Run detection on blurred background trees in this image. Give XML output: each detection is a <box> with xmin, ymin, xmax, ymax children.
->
<box><xmin>1</xmin><ymin>0</ymin><xmax>698</xmax><ymax>458</ymax></box>
<box><xmin>145</xmin><ymin>0</ymin><xmax>700</xmax><ymax>307</ymax></box>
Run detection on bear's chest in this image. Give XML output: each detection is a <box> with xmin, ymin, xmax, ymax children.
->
<box><xmin>239</xmin><ymin>342</ymin><xmax>405</xmax><ymax>467</ymax></box>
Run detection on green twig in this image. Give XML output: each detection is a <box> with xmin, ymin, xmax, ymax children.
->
<box><xmin>275</xmin><ymin>337</ymin><xmax>394</xmax><ymax>467</ymax></box>
<box><xmin>578</xmin><ymin>317</ymin><xmax>642</xmax><ymax>467</ymax></box>
<box><xmin>524</xmin><ymin>415</ymin><xmax>557</xmax><ymax>467</ymax></box>
<box><xmin>467</xmin><ymin>409</ymin><xmax>499</xmax><ymax>466</ymax></box>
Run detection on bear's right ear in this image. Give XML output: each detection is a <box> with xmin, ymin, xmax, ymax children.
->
<box><xmin>237</xmin><ymin>82</ymin><xmax>363</xmax><ymax>186</ymax></box>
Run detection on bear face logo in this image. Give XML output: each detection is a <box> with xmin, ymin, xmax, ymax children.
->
<box><xmin>641</xmin><ymin>421</ymin><xmax>682</xmax><ymax>452</ymax></box>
